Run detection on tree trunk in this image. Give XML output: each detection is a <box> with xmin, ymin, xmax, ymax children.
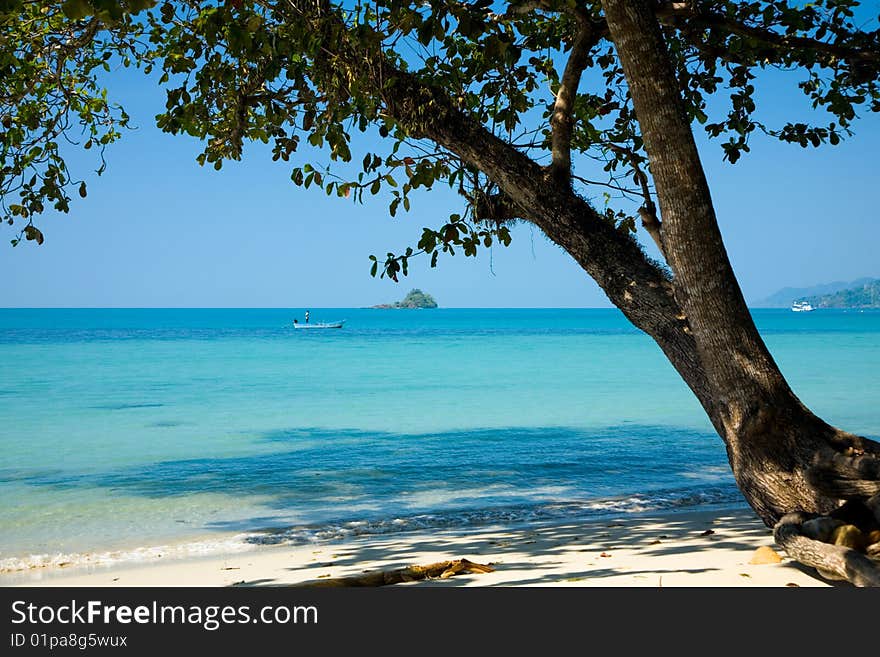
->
<box><xmin>598</xmin><ymin>0</ymin><xmax>880</xmax><ymax>527</ymax></box>
<box><xmin>596</xmin><ymin>0</ymin><xmax>880</xmax><ymax>585</ymax></box>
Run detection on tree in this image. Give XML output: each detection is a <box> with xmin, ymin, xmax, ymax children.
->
<box><xmin>2</xmin><ymin>0</ymin><xmax>879</xmax><ymax>584</ymax></box>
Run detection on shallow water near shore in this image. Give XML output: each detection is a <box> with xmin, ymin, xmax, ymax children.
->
<box><xmin>1</xmin><ymin>308</ymin><xmax>878</xmax><ymax>571</ymax></box>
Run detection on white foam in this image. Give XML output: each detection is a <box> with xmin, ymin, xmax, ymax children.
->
<box><xmin>0</xmin><ymin>534</ymin><xmax>259</xmax><ymax>574</ymax></box>
<box><xmin>1</xmin><ymin>484</ymin><xmax>745</xmax><ymax>574</ymax></box>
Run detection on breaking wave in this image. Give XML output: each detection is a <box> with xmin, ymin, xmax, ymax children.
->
<box><xmin>0</xmin><ymin>483</ymin><xmax>744</xmax><ymax>574</ymax></box>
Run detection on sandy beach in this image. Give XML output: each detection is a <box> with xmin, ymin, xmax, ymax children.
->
<box><xmin>1</xmin><ymin>507</ymin><xmax>831</xmax><ymax>588</ymax></box>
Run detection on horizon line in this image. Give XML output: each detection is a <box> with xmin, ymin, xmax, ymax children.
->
<box><xmin>0</xmin><ymin>305</ymin><xmax>821</xmax><ymax>310</ymax></box>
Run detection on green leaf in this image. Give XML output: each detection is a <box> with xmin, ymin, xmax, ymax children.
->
<box><xmin>23</xmin><ymin>225</ymin><xmax>44</xmax><ymax>245</ymax></box>
<box><xmin>128</xmin><ymin>0</ymin><xmax>156</xmax><ymax>13</ymax></box>
<box><xmin>61</xmin><ymin>0</ymin><xmax>92</xmax><ymax>20</ymax></box>
<box><xmin>159</xmin><ymin>1</ymin><xmax>173</xmax><ymax>22</ymax></box>
<box><xmin>417</xmin><ymin>18</ymin><xmax>434</xmax><ymax>46</ymax></box>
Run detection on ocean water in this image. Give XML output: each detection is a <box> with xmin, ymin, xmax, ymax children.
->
<box><xmin>1</xmin><ymin>308</ymin><xmax>878</xmax><ymax>571</ymax></box>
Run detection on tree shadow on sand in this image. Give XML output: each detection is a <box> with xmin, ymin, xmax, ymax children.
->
<box><xmin>223</xmin><ymin>512</ymin><xmax>833</xmax><ymax>588</ymax></box>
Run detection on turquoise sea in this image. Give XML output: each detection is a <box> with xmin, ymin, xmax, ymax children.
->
<box><xmin>1</xmin><ymin>308</ymin><xmax>878</xmax><ymax>571</ymax></box>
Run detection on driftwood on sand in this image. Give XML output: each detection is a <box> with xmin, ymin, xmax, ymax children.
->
<box><xmin>293</xmin><ymin>559</ymin><xmax>495</xmax><ymax>587</ymax></box>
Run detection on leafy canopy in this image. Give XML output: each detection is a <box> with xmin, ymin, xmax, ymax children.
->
<box><xmin>2</xmin><ymin>0</ymin><xmax>877</xmax><ymax>273</ymax></box>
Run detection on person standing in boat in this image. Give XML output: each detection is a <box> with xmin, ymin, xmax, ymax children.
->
<box><xmin>305</xmin><ymin>310</ymin><xmax>310</xmax><ymax>324</ymax></box>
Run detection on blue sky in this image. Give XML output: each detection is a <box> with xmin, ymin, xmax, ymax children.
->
<box><xmin>2</xmin><ymin>59</ymin><xmax>878</xmax><ymax>308</ymax></box>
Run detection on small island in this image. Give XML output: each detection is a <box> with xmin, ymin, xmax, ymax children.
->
<box><xmin>372</xmin><ymin>288</ymin><xmax>438</xmax><ymax>309</ymax></box>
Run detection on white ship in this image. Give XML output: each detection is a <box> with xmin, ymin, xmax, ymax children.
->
<box><xmin>791</xmin><ymin>301</ymin><xmax>815</xmax><ymax>312</ymax></box>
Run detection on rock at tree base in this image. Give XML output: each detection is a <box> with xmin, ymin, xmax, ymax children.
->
<box><xmin>749</xmin><ymin>546</ymin><xmax>783</xmax><ymax>565</ymax></box>
<box><xmin>801</xmin><ymin>517</ymin><xmax>843</xmax><ymax>543</ymax></box>
<box><xmin>831</xmin><ymin>525</ymin><xmax>868</xmax><ymax>551</ymax></box>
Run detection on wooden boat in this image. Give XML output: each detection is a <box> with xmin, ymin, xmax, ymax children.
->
<box><xmin>292</xmin><ymin>320</ymin><xmax>345</xmax><ymax>329</ymax></box>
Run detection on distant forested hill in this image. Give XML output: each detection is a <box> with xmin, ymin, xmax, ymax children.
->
<box><xmin>757</xmin><ymin>278</ymin><xmax>877</xmax><ymax>307</ymax></box>
<box><xmin>806</xmin><ymin>280</ymin><xmax>880</xmax><ymax>308</ymax></box>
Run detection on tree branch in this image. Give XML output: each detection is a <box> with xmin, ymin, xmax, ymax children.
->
<box><xmin>605</xmin><ymin>142</ymin><xmax>665</xmax><ymax>258</ymax></box>
<box><xmin>550</xmin><ymin>14</ymin><xmax>604</xmax><ymax>183</ymax></box>
<box><xmin>499</xmin><ymin>3</ymin><xmax>609</xmax><ymax>185</ymax></box>
<box><xmin>657</xmin><ymin>1</ymin><xmax>880</xmax><ymax>66</ymax></box>
<box><xmin>637</xmin><ymin>204</ymin><xmax>664</xmax><ymax>258</ymax></box>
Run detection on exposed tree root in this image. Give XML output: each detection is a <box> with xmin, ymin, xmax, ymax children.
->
<box><xmin>775</xmin><ymin>448</ymin><xmax>880</xmax><ymax>587</ymax></box>
<box><xmin>293</xmin><ymin>559</ymin><xmax>495</xmax><ymax>587</ymax></box>
<box><xmin>774</xmin><ymin>512</ymin><xmax>880</xmax><ymax>587</ymax></box>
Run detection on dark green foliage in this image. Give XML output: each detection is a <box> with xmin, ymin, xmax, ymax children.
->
<box><xmin>2</xmin><ymin>1</ymin><xmax>877</xmax><ymax>262</ymax></box>
<box><xmin>1</xmin><ymin>1</ymin><xmax>155</xmax><ymax>245</ymax></box>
